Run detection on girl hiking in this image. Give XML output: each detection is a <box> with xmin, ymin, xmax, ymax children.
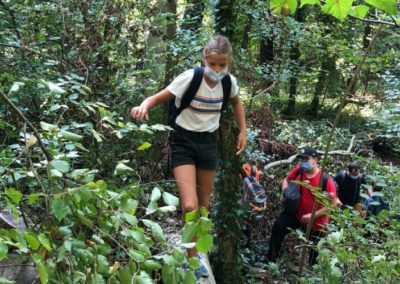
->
<box><xmin>131</xmin><ymin>35</ymin><xmax>246</xmax><ymax>278</ymax></box>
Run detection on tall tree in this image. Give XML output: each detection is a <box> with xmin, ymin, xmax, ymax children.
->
<box><xmin>181</xmin><ymin>0</ymin><xmax>205</xmax><ymax>31</ymax></box>
<box><xmin>282</xmin><ymin>9</ymin><xmax>305</xmax><ymax>116</ymax></box>
<box><xmin>212</xmin><ymin>1</ymin><xmax>244</xmax><ymax>283</ymax></box>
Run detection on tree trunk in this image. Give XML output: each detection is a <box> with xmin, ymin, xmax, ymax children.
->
<box><xmin>212</xmin><ymin>1</ymin><xmax>244</xmax><ymax>283</ymax></box>
<box><xmin>213</xmin><ymin>0</ymin><xmax>237</xmax><ymax>40</ymax></box>
<box><xmin>281</xmin><ymin>9</ymin><xmax>304</xmax><ymax>116</ymax></box>
<box><xmin>282</xmin><ymin>44</ymin><xmax>300</xmax><ymax>116</ymax></box>
<box><xmin>242</xmin><ymin>0</ymin><xmax>254</xmax><ymax>50</ymax></box>
<box><xmin>307</xmin><ymin>55</ymin><xmax>330</xmax><ymax>116</ymax></box>
<box><xmin>163</xmin><ymin>0</ymin><xmax>177</xmax><ymax>87</ymax></box>
<box><xmin>181</xmin><ymin>0</ymin><xmax>205</xmax><ymax>31</ymax></box>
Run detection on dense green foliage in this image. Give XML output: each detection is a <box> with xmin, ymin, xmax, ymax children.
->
<box><xmin>1</xmin><ymin>0</ymin><xmax>399</xmax><ymax>283</ymax></box>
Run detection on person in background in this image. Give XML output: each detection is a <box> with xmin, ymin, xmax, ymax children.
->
<box><xmin>334</xmin><ymin>160</ymin><xmax>372</xmax><ymax>214</ymax></box>
<box><xmin>364</xmin><ymin>182</ymin><xmax>390</xmax><ymax>217</ymax></box>
<box><xmin>266</xmin><ymin>147</ymin><xmax>337</xmax><ymax>266</ymax></box>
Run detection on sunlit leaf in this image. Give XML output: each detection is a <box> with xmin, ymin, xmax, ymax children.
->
<box><xmin>195</xmin><ymin>234</ymin><xmax>213</xmax><ymax>253</ymax></box>
<box><xmin>40</xmin><ymin>121</ymin><xmax>58</xmax><ymax>132</ymax></box>
<box><xmin>322</xmin><ymin>0</ymin><xmax>353</xmax><ymax>21</ymax></box>
<box><xmin>8</xmin><ymin>82</ymin><xmax>24</xmax><ymax>94</ymax></box>
<box><xmin>50</xmin><ymin>160</ymin><xmax>70</xmax><ymax>173</ymax></box>
<box><xmin>162</xmin><ymin>192</ymin><xmax>179</xmax><ymax>207</ymax></box>
<box><xmin>6</xmin><ymin>188</ymin><xmax>22</xmax><ymax>204</ymax></box>
<box><xmin>349</xmin><ymin>5</ymin><xmax>370</xmax><ymax>18</ymax></box>
<box><xmin>60</xmin><ymin>130</ymin><xmax>83</xmax><ymax>142</ymax></box>
<box><xmin>300</xmin><ymin>0</ymin><xmax>319</xmax><ymax>8</ymax></box>
<box><xmin>365</xmin><ymin>0</ymin><xmax>397</xmax><ymax>15</ymax></box>
<box><xmin>150</xmin><ymin>187</ymin><xmax>162</xmax><ymax>202</ymax></box>
<box><xmin>137</xmin><ymin>142</ymin><xmax>152</xmax><ymax>151</ymax></box>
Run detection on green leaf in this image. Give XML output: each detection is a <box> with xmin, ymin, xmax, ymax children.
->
<box><xmin>184</xmin><ymin>210</ymin><xmax>199</xmax><ymax>222</ymax></box>
<box><xmin>39</xmin><ymin>80</ymin><xmax>66</xmax><ymax>94</ymax></box>
<box><xmin>50</xmin><ymin>169</ymin><xmax>63</xmax><ymax>178</ymax></box>
<box><xmin>146</xmin><ymin>201</ymin><xmax>158</xmax><ymax>215</ymax></box>
<box><xmin>158</xmin><ymin>206</ymin><xmax>177</xmax><ymax>213</ymax></box>
<box><xmin>28</xmin><ymin>193</ymin><xmax>41</xmax><ymax>205</ymax></box>
<box><xmin>137</xmin><ymin>142</ymin><xmax>152</xmax><ymax>151</ymax></box>
<box><xmin>349</xmin><ymin>5</ymin><xmax>370</xmax><ymax>18</ymax></box>
<box><xmin>8</xmin><ymin>82</ymin><xmax>24</xmax><ymax>94</ymax></box>
<box><xmin>150</xmin><ymin>187</ymin><xmax>161</xmax><ymax>202</ymax></box>
<box><xmin>300</xmin><ymin>0</ymin><xmax>319</xmax><ymax>8</ymax></box>
<box><xmin>91</xmin><ymin>129</ymin><xmax>103</xmax><ymax>142</ymax></box>
<box><xmin>183</xmin><ymin>269</ymin><xmax>197</xmax><ymax>284</ymax></box>
<box><xmin>188</xmin><ymin>256</ymin><xmax>200</xmax><ymax>269</ymax></box>
<box><xmin>121</xmin><ymin>198</ymin><xmax>138</xmax><ymax>214</ymax></box>
<box><xmin>40</xmin><ymin>121</ymin><xmax>58</xmax><ymax>132</ymax></box>
<box><xmin>38</xmin><ymin>234</ymin><xmax>52</xmax><ymax>251</ymax></box>
<box><xmin>114</xmin><ymin>163</ymin><xmax>134</xmax><ymax>176</ymax></box>
<box><xmin>129</xmin><ymin>249</ymin><xmax>145</xmax><ymax>262</ymax></box>
<box><xmin>271</xmin><ymin>0</ymin><xmax>298</xmax><ymax>16</ymax></box>
<box><xmin>0</xmin><ymin>243</ymin><xmax>8</xmax><ymax>261</ymax></box>
<box><xmin>365</xmin><ymin>0</ymin><xmax>397</xmax><ymax>15</ymax></box>
<box><xmin>136</xmin><ymin>271</ymin><xmax>154</xmax><ymax>284</ymax></box>
<box><xmin>162</xmin><ymin>192</ymin><xmax>179</xmax><ymax>207</ymax></box>
<box><xmin>6</xmin><ymin>188</ymin><xmax>22</xmax><ymax>204</ymax></box>
<box><xmin>51</xmin><ymin>199</ymin><xmax>68</xmax><ymax>221</ymax></box>
<box><xmin>142</xmin><ymin>219</ymin><xmax>166</xmax><ymax>242</ymax></box>
<box><xmin>50</xmin><ymin>160</ymin><xmax>70</xmax><ymax>173</ymax></box>
<box><xmin>195</xmin><ymin>234</ymin><xmax>213</xmax><ymax>253</ymax></box>
<box><xmin>33</xmin><ymin>255</ymin><xmax>48</xmax><ymax>284</ymax></box>
<box><xmin>322</xmin><ymin>0</ymin><xmax>353</xmax><ymax>21</ymax></box>
<box><xmin>199</xmin><ymin>207</ymin><xmax>208</xmax><ymax>218</ymax></box>
<box><xmin>198</xmin><ymin>217</ymin><xmax>212</xmax><ymax>234</ymax></box>
<box><xmin>60</xmin><ymin>130</ymin><xmax>83</xmax><ymax>142</ymax></box>
<box><xmin>24</xmin><ymin>232</ymin><xmax>40</xmax><ymax>251</ymax></box>
<box><xmin>142</xmin><ymin>259</ymin><xmax>162</xmax><ymax>272</ymax></box>
<box><xmin>117</xmin><ymin>265</ymin><xmax>133</xmax><ymax>283</ymax></box>
<box><xmin>181</xmin><ymin>222</ymin><xmax>198</xmax><ymax>243</ymax></box>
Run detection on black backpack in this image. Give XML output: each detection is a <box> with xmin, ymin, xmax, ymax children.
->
<box><xmin>241</xmin><ymin>167</ymin><xmax>268</xmax><ymax>219</ymax></box>
<box><xmin>167</xmin><ymin>67</ymin><xmax>232</xmax><ymax>127</ymax></box>
<box><xmin>283</xmin><ymin>168</ymin><xmax>332</xmax><ymax>215</ymax></box>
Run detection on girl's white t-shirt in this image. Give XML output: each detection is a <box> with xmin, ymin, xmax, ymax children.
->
<box><xmin>166</xmin><ymin>69</ymin><xmax>239</xmax><ymax>132</ymax></box>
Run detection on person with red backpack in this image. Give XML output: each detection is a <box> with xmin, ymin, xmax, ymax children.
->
<box><xmin>266</xmin><ymin>147</ymin><xmax>337</xmax><ymax>266</ymax></box>
<box><xmin>130</xmin><ymin>35</ymin><xmax>247</xmax><ymax>278</ymax></box>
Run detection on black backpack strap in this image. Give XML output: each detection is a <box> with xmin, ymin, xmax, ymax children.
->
<box><xmin>250</xmin><ymin>165</ymin><xmax>256</xmax><ymax>178</ymax></box>
<box><xmin>322</xmin><ymin>172</ymin><xmax>330</xmax><ymax>192</ymax></box>
<box><xmin>175</xmin><ymin>67</ymin><xmax>204</xmax><ymax>118</ymax></box>
<box><xmin>293</xmin><ymin>167</ymin><xmax>304</xmax><ymax>181</ymax></box>
<box><xmin>240</xmin><ymin>168</ymin><xmax>248</xmax><ymax>180</ymax></box>
<box><xmin>221</xmin><ymin>74</ymin><xmax>232</xmax><ymax>111</ymax></box>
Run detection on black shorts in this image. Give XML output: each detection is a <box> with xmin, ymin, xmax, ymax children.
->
<box><xmin>169</xmin><ymin>125</ymin><xmax>218</xmax><ymax>170</ymax></box>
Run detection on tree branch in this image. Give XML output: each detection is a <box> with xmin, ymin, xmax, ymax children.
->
<box><xmin>0</xmin><ymin>90</ymin><xmax>52</xmax><ymax>161</ymax></box>
<box><xmin>263</xmin><ymin>135</ymin><xmax>355</xmax><ymax>171</ymax></box>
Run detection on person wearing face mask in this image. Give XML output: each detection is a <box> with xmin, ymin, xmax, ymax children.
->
<box><xmin>130</xmin><ymin>35</ymin><xmax>246</xmax><ymax>279</ymax></box>
<box><xmin>266</xmin><ymin>147</ymin><xmax>337</xmax><ymax>267</ymax></box>
<box><xmin>334</xmin><ymin>160</ymin><xmax>371</xmax><ymax>212</ymax></box>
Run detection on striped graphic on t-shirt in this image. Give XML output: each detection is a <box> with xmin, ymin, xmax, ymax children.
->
<box><xmin>189</xmin><ymin>95</ymin><xmax>223</xmax><ymax>114</ymax></box>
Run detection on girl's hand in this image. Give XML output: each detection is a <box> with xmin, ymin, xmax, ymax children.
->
<box><xmin>130</xmin><ymin>106</ymin><xmax>149</xmax><ymax>120</ymax></box>
<box><xmin>301</xmin><ymin>213</ymin><xmax>312</xmax><ymax>224</ymax></box>
<box><xmin>236</xmin><ymin>130</ymin><xmax>247</xmax><ymax>155</ymax></box>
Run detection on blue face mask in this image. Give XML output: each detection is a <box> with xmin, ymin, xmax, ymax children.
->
<box><xmin>300</xmin><ymin>162</ymin><xmax>313</xmax><ymax>171</ymax></box>
<box><xmin>204</xmin><ymin>65</ymin><xmax>228</xmax><ymax>82</ymax></box>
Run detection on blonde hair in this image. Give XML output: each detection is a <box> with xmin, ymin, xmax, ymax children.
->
<box><xmin>203</xmin><ymin>35</ymin><xmax>233</xmax><ymax>58</ymax></box>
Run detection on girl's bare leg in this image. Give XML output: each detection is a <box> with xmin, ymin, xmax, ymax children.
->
<box><xmin>173</xmin><ymin>164</ymin><xmax>198</xmax><ymax>257</ymax></box>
